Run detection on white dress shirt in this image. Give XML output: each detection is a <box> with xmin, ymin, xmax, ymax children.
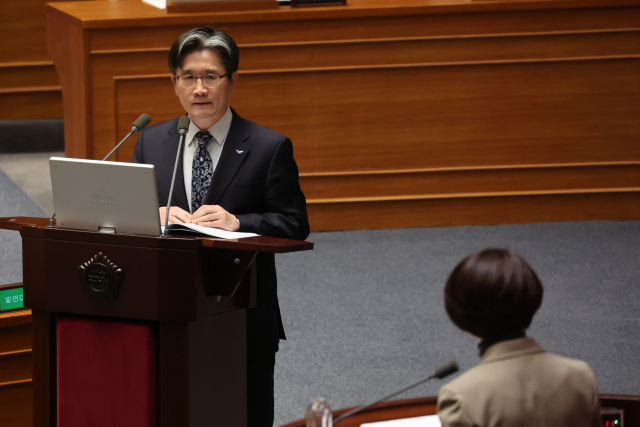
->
<box><xmin>183</xmin><ymin>105</ymin><xmax>233</xmax><ymax>213</ymax></box>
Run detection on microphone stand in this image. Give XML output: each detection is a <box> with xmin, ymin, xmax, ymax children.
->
<box><xmin>163</xmin><ymin>126</ymin><xmax>188</xmax><ymax>237</ymax></box>
<box><xmin>102</xmin><ymin>130</ymin><xmax>136</xmax><ymax>162</ymax></box>
<box><xmin>332</xmin><ymin>360</ymin><xmax>459</xmax><ymax>426</ymax></box>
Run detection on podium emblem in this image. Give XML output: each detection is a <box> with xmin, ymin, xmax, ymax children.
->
<box><xmin>78</xmin><ymin>252</ymin><xmax>124</xmax><ymax>299</ymax></box>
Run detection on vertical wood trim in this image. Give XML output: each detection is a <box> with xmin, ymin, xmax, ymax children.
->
<box><xmin>31</xmin><ymin>310</ymin><xmax>53</xmax><ymax>427</ymax></box>
<box><xmin>159</xmin><ymin>322</ymin><xmax>190</xmax><ymax>426</ymax></box>
<box><xmin>46</xmin><ymin>7</ymin><xmax>92</xmax><ymax>158</ymax></box>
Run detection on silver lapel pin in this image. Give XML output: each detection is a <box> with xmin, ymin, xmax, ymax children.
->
<box><xmin>236</xmin><ymin>150</ymin><xmax>243</xmax><ymax>154</ymax></box>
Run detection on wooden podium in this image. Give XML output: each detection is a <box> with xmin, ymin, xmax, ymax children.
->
<box><xmin>0</xmin><ymin>217</ymin><xmax>313</xmax><ymax>427</ymax></box>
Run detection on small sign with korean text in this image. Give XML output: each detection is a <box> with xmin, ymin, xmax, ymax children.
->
<box><xmin>0</xmin><ymin>287</ymin><xmax>24</xmax><ymax>311</ymax></box>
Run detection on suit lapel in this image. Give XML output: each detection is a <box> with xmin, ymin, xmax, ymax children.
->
<box><xmin>161</xmin><ymin>122</ymin><xmax>189</xmax><ymax>211</ymax></box>
<box><xmin>204</xmin><ymin>110</ymin><xmax>250</xmax><ymax>205</ymax></box>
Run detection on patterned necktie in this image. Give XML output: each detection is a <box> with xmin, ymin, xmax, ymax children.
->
<box><xmin>191</xmin><ymin>130</ymin><xmax>214</xmax><ymax>213</ymax></box>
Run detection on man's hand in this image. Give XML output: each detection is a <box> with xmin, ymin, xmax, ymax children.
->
<box><xmin>159</xmin><ymin>206</ymin><xmax>192</xmax><ymax>224</ymax></box>
<box><xmin>192</xmin><ymin>205</ymin><xmax>239</xmax><ymax>231</ymax></box>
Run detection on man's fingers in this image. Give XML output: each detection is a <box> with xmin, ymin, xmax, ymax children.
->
<box><xmin>190</xmin><ymin>205</ymin><xmax>237</xmax><ymax>231</ymax></box>
<box><xmin>169</xmin><ymin>213</ymin><xmax>186</xmax><ymax>224</ymax></box>
<box><xmin>192</xmin><ymin>205</ymin><xmax>223</xmax><ymax>220</ymax></box>
<box><xmin>171</xmin><ymin>210</ymin><xmax>191</xmax><ymax>223</ymax></box>
<box><xmin>160</xmin><ymin>206</ymin><xmax>192</xmax><ymax>224</ymax></box>
<box><xmin>193</xmin><ymin>213</ymin><xmax>222</xmax><ymax>224</ymax></box>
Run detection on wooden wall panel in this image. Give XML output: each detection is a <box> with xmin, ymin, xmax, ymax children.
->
<box><xmin>0</xmin><ymin>62</ymin><xmax>62</xmax><ymax>120</ymax></box>
<box><xmin>0</xmin><ymin>382</ymin><xmax>32</xmax><ymax>427</ymax></box>
<box><xmin>109</xmin><ymin>58</ymin><xmax>640</xmax><ymax>172</ymax></box>
<box><xmin>0</xmin><ymin>0</ymin><xmax>56</xmax><ymax>63</ymax></box>
<box><xmin>86</xmin><ymin>6</ymin><xmax>640</xmax><ymax>51</ymax></box>
<box><xmin>47</xmin><ymin>8</ymin><xmax>93</xmax><ymax>158</ymax></box>
<box><xmin>89</xmin><ymin>51</ymin><xmax>177</xmax><ymax>161</ymax></box>
<box><xmin>0</xmin><ymin>352</ymin><xmax>32</xmax><ymax>385</ymax></box>
<box><xmin>0</xmin><ymin>63</ymin><xmax>61</xmax><ymax>90</ymax></box>
<box><xmin>48</xmin><ymin>0</ymin><xmax>640</xmax><ymax>231</ymax></box>
<box><xmin>307</xmin><ymin>192</ymin><xmax>640</xmax><ymax>230</ymax></box>
<box><xmin>239</xmin><ymin>30</ymin><xmax>640</xmax><ymax>70</ymax></box>
<box><xmin>0</xmin><ymin>310</ymin><xmax>33</xmax><ymax>427</ymax></box>
<box><xmin>300</xmin><ymin>164</ymin><xmax>640</xmax><ymax>200</ymax></box>
<box><xmin>0</xmin><ymin>92</ymin><xmax>63</xmax><ymax>121</ymax></box>
<box><xmin>113</xmin><ymin>78</ymin><xmax>181</xmax><ymax>162</ymax></box>
<box><xmin>0</xmin><ymin>323</ymin><xmax>32</xmax><ymax>355</ymax></box>
<box><xmin>232</xmin><ymin>60</ymin><xmax>640</xmax><ymax>172</ymax></box>
<box><xmin>0</xmin><ymin>0</ymin><xmax>84</xmax><ymax>121</ymax></box>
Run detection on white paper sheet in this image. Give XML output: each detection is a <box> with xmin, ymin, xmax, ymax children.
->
<box><xmin>162</xmin><ymin>223</ymin><xmax>259</xmax><ymax>239</ymax></box>
<box><xmin>360</xmin><ymin>414</ymin><xmax>441</xmax><ymax>427</ymax></box>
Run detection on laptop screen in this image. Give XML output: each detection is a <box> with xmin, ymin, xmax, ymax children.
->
<box><xmin>50</xmin><ymin>157</ymin><xmax>161</xmax><ymax>236</ymax></box>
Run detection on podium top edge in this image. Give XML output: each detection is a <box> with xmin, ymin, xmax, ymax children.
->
<box><xmin>0</xmin><ymin>217</ymin><xmax>313</xmax><ymax>253</ymax></box>
<box><xmin>0</xmin><ymin>217</ymin><xmax>49</xmax><ymax>231</ymax></box>
<box><xmin>199</xmin><ymin>235</ymin><xmax>314</xmax><ymax>253</ymax></box>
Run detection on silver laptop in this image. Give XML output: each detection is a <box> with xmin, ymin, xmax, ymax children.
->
<box><xmin>50</xmin><ymin>157</ymin><xmax>161</xmax><ymax>236</ymax></box>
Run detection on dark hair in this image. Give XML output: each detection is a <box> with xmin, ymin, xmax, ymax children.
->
<box><xmin>168</xmin><ymin>27</ymin><xmax>240</xmax><ymax>76</ymax></box>
<box><xmin>444</xmin><ymin>248</ymin><xmax>543</xmax><ymax>339</ymax></box>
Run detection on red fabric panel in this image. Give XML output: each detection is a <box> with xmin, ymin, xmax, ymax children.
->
<box><xmin>57</xmin><ymin>317</ymin><xmax>157</xmax><ymax>427</ymax></box>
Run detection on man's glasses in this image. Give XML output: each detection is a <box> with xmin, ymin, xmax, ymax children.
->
<box><xmin>175</xmin><ymin>73</ymin><xmax>228</xmax><ymax>89</ymax></box>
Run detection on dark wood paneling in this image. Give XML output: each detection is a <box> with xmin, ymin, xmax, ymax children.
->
<box><xmin>0</xmin><ymin>310</ymin><xmax>34</xmax><ymax>427</ymax></box>
<box><xmin>601</xmin><ymin>394</ymin><xmax>640</xmax><ymax>426</ymax></box>
<box><xmin>0</xmin><ymin>381</ymin><xmax>32</xmax><ymax>427</ymax></box>
<box><xmin>31</xmin><ymin>310</ymin><xmax>53</xmax><ymax>427</ymax></box>
<box><xmin>159</xmin><ymin>322</ymin><xmax>190</xmax><ymax>427</ymax></box>
<box><xmin>0</xmin><ymin>324</ymin><xmax>31</xmax><ymax>354</ymax></box>
<box><xmin>0</xmin><ymin>351</ymin><xmax>32</xmax><ymax>384</ymax></box>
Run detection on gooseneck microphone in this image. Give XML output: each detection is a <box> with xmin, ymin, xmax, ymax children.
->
<box><xmin>102</xmin><ymin>113</ymin><xmax>151</xmax><ymax>161</ymax></box>
<box><xmin>48</xmin><ymin>113</ymin><xmax>152</xmax><ymax>228</ymax></box>
<box><xmin>162</xmin><ymin>115</ymin><xmax>190</xmax><ymax>237</ymax></box>
<box><xmin>332</xmin><ymin>360</ymin><xmax>459</xmax><ymax>426</ymax></box>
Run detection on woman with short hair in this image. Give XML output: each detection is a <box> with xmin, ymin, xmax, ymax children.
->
<box><xmin>438</xmin><ymin>248</ymin><xmax>602</xmax><ymax>427</ymax></box>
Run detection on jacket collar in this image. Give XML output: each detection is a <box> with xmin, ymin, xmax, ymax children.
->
<box><xmin>480</xmin><ymin>337</ymin><xmax>546</xmax><ymax>365</ymax></box>
<box><xmin>202</xmin><ymin>107</ymin><xmax>250</xmax><ymax>206</ymax></box>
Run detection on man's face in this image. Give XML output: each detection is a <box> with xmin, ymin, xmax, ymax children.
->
<box><xmin>172</xmin><ymin>49</ymin><xmax>238</xmax><ymax>130</ymax></box>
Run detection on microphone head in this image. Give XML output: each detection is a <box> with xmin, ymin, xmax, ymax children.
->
<box><xmin>177</xmin><ymin>115</ymin><xmax>190</xmax><ymax>135</ymax></box>
<box><xmin>132</xmin><ymin>113</ymin><xmax>151</xmax><ymax>132</ymax></box>
<box><xmin>433</xmin><ymin>360</ymin><xmax>459</xmax><ymax>379</ymax></box>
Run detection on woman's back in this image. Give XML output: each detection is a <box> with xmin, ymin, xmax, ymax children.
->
<box><xmin>437</xmin><ymin>338</ymin><xmax>601</xmax><ymax>427</ymax></box>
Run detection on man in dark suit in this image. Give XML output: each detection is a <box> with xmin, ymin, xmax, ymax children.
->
<box><xmin>132</xmin><ymin>27</ymin><xmax>309</xmax><ymax>427</ymax></box>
